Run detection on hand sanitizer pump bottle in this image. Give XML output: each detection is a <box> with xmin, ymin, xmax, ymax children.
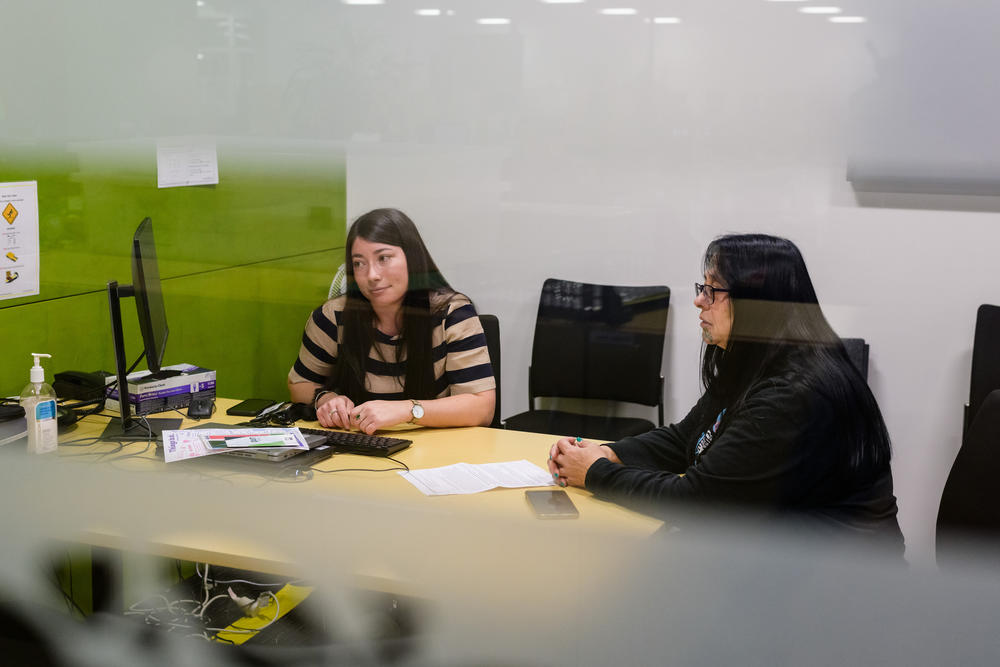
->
<box><xmin>20</xmin><ymin>352</ymin><xmax>58</xmax><ymax>454</ymax></box>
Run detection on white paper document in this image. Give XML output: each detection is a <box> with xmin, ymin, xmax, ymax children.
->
<box><xmin>156</xmin><ymin>137</ymin><xmax>219</xmax><ymax>188</ymax></box>
<box><xmin>399</xmin><ymin>460</ymin><xmax>555</xmax><ymax>496</ymax></box>
<box><xmin>0</xmin><ymin>181</ymin><xmax>40</xmax><ymax>301</ymax></box>
<box><xmin>162</xmin><ymin>429</ymin><xmax>212</xmax><ymax>463</ymax></box>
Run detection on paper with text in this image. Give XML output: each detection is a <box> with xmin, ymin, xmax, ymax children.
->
<box><xmin>0</xmin><ymin>181</ymin><xmax>39</xmax><ymax>301</ymax></box>
<box><xmin>399</xmin><ymin>460</ymin><xmax>555</xmax><ymax>496</ymax></box>
<box><xmin>156</xmin><ymin>137</ymin><xmax>219</xmax><ymax>188</ymax></box>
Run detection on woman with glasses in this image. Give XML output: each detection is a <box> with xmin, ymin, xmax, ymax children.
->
<box><xmin>547</xmin><ymin>234</ymin><xmax>902</xmax><ymax>549</ymax></box>
<box><xmin>288</xmin><ymin>208</ymin><xmax>496</xmax><ymax>434</ymax></box>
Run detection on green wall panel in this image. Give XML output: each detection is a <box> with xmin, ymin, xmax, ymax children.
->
<box><xmin>2</xmin><ymin>292</ymin><xmax>111</xmax><ymax>393</ymax></box>
<box><xmin>165</xmin><ymin>250</ymin><xmax>341</xmax><ymax>400</ymax></box>
<box><xmin>1</xmin><ymin>141</ymin><xmax>346</xmax><ymax>400</ymax></box>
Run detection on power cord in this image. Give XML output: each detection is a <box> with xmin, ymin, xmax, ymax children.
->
<box><xmin>312</xmin><ymin>454</ymin><xmax>410</xmax><ymax>474</ymax></box>
<box><xmin>47</xmin><ymin>558</ymin><xmax>87</xmax><ymax>620</ymax></box>
<box><xmin>126</xmin><ymin>563</ymin><xmax>289</xmax><ymax>640</ymax></box>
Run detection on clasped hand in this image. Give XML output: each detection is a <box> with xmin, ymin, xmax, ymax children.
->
<box><xmin>547</xmin><ymin>437</ymin><xmax>610</xmax><ymax>488</ymax></box>
<box><xmin>316</xmin><ymin>395</ymin><xmax>411</xmax><ymax>434</ymax></box>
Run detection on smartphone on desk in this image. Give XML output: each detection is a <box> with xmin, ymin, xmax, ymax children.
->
<box><xmin>226</xmin><ymin>398</ymin><xmax>279</xmax><ymax>417</ymax></box>
<box><xmin>525</xmin><ymin>489</ymin><xmax>579</xmax><ymax>519</ymax></box>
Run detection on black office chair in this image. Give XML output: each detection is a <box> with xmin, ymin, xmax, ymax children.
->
<box><xmin>841</xmin><ymin>337</ymin><xmax>870</xmax><ymax>380</ymax></box>
<box><xmin>964</xmin><ymin>304</ymin><xmax>1000</xmax><ymax>441</ymax></box>
<box><xmin>937</xmin><ymin>388</ymin><xmax>1000</xmax><ymax>568</ymax></box>
<box><xmin>478</xmin><ymin>314</ymin><xmax>502</xmax><ymax>429</ymax></box>
<box><xmin>936</xmin><ymin>304</ymin><xmax>1000</xmax><ymax>569</ymax></box>
<box><xmin>504</xmin><ymin>279</ymin><xmax>670</xmax><ymax>441</ymax></box>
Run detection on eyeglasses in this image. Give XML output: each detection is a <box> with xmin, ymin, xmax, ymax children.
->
<box><xmin>694</xmin><ymin>282</ymin><xmax>731</xmax><ymax>305</ymax></box>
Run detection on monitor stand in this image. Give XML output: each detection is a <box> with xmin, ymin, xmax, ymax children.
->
<box><xmin>99</xmin><ymin>416</ymin><xmax>184</xmax><ymax>442</ymax></box>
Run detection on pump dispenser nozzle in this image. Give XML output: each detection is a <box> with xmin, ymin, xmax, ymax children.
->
<box><xmin>30</xmin><ymin>353</ymin><xmax>52</xmax><ymax>384</ymax></box>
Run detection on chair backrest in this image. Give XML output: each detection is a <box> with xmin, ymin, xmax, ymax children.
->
<box><xmin>841</xmin><ymin>337</ymin><xmax>870</xmax><ymax>380</ymax></box>
<box><xmin>479</xmin><ymin>314</ymin><xmax>502</xmax><ymax>428</ymax></box>
<box><xmin>328</xmin><ymin>263</ymin><xmax>347</xmax><ymax>300</ymax></box>
<box><xmin>528</xmin><ymin>279</ymin><xmax>669</xmax><ymax>408</ymax></box>
<box><xmin>937</xmin><ymin>388</ymin><xmax>1000</xmax><ymax>565</ymax></box>
<box><xmin>968</xmin><ymin>304</ymin><xmax>1000</xmax><ymax>430</ymax></box>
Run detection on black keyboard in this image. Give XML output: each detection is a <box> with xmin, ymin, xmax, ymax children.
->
<box><xmin>298</xmin><ymin>428</ymin><xmax>411</xmax><ymax>457</ymax></box>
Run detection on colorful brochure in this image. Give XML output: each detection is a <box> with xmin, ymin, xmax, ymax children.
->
<box><xmin>203</xmin><ymin>432</ymin><xmax>302</xmax><ymax>450</ymax></box>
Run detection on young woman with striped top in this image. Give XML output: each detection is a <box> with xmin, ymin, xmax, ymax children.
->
<box><xmin>288</xmin><ymin>208</ymin><xmax>495</xmax><ymax>434</ymax></box>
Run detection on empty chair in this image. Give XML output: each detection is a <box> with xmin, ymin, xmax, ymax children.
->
<box><xmin>478</xmin><ymin>314</ymin><xmax>502</xmax><ymax>429</ymax></box>
<box><xmin>841</xmin><ymin>337</ymin><xmax>870</xmax><ymax>380</ymax></box>
<box><xmin>504</xmin><ymin>279</ymin><xmax>670</xmax><ymax>441</ymax></box>
<box><xmin>937</xmin><ymin>389</ymin><xmax>1000</xmax><ymax>568</ymax></box>
<box><xmin>965</xmin><ymin>304</ymin><xmax>1000</xmax><ymax>439</ymax></box>
<box><xmin>936</xmin><ymin>304</ymin><xmax>1000</xmax><ymax>569</ymax></box>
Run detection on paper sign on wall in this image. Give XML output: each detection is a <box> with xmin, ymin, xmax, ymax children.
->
<box><xmin>0</xmin><ymin>181</ymin><xmax>40</xmax><ymax>301</ymax></box>
<box><xmin>156</xmin><ymin>137</ymin><xmax>220</xmax><ymax>189</ymax></box>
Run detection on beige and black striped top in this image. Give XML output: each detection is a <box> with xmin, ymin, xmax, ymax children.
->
<box><xmin>289</xmin><ymin>292</ymin><xmax>495</xmax><ymax>399</ymax></box>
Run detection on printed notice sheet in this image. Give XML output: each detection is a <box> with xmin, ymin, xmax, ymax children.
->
<box><xmin>0</xmin><ymin>181</ymin><xmax>40</xmax><ymax>300</ymax></box>
<box><xmin>400</xmin><ymin>460</ymin><xmax>555</xmax><ymax>496</ymax></box>
<box><xmin>161</xmin><ymin>428</ymin><xmax>308</xmax><ymax>463</ymax></box>
<box><xmin>156</xmin><ymin>137</ymin><xmax>219</xmax><ymax>188</ymax></box>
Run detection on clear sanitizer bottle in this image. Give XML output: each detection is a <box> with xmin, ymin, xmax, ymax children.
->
<box><xmin>20</xmin><ymin>352</ymin><xmax>58</xmax><ymax>455</ymax></box>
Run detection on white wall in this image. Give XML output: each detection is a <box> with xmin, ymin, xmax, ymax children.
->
<box><xmin>340</xmin><ymin>1</ymin><xmax>1000</xmax><ymax>567</ymax></box>
<box><xmin>6</xmin><ymin>0</ymin><xmax>1000</xmax><ymax>566</ymax></box>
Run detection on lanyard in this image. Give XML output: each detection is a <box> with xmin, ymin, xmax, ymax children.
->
<box><xmin>694</xmin><ymin>408</ymin><xmax>726</xmax><ymax>460</ymax></box>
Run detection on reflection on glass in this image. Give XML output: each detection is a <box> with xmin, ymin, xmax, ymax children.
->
<box><xmin>799</xmin><ymin>6</ymin><xmax>842</xmax><ymax>14</ymax></box>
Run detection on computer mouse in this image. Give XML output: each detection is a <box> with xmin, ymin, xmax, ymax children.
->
<box><xmin>187</xmin><ymin>397</ymin><xmax>215</xmax><ymax>419</ymax></box>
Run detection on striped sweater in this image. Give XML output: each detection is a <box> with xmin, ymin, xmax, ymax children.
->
<box><xmin>289</xmin><ymin>291</ymin><xmax>495</xmax><ymax>399</ymax></box>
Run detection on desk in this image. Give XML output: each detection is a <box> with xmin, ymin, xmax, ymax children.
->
<box><xmin>50</xmin><ymin>398</ymin><xmax>662</xmax><ymax>579</ymax></box>
<box><xmin>3</xmin><ymin>406</ymin><xmax>986</xmax><ymax>666</ymax></box>
<box><xmin>0</xmin><ymin>403</ymin><xmax>688</xmax><ymax>664</ymax></box>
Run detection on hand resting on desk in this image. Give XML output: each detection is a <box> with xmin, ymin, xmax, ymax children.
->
<box><xmin>316</xmin><ymin>393</ymin><xmax>356</xmax><ymax>429</ymax></box>
<box><xmin>316</xmin><ymin>394</ymin><xmax>411</xmax><ymax>434</ymax></box>
<box><xmin>548</xmin><ymin>437</ymin><xmax>622</xmax><ymax>488</ymax></box>
<box><xmin>347</xmin><ymin>400</ymin><xmax>412</xmax><ymax>435</ymax></box>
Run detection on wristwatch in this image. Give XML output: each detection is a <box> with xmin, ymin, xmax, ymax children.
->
<box><xmin>409</xmin><ymin>399</ymin><xmax>424</xmax><ymax>424</ymax></box>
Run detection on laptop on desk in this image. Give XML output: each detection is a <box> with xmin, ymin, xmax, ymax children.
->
<box><xmin>174</xmin><ymin>423</ymin><xmax>333</xmax><ymax>472</ymax></box>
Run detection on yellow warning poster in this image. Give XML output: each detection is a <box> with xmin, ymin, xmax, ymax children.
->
<box><xmin>1</xmin><ymin>181</ymin><xmax>39</xmax><ymax>300</ymax></box>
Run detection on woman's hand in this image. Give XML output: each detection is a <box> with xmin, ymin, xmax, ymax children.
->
<box><xmin>547</xmin><ymin>437</ymin><xmax>579</xmax><ymax>481</ymax></box>
<box><xmin>349</xmin><ymin>400</ymin><xmax>412</xmax><ymax>434</ymax></box>
<box><xmin>548</xmin><ymin>437</ymin><xmax>611</xmax><ymax>488</ymax></box>
<box><xmin>316</xmin><ymin>394</ymin><xmax>355</xmax><ymax>429</ymax></box>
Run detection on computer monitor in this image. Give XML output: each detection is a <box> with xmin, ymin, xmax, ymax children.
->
<box><xmin>132</xmin><ymin>217</ymin><xmax>169</xmax><ymax>373</ymax></box>
<box><xmin>101</xmin><ymin>218</ymin><xmax>182</xmax><ymax>441</ymax></box>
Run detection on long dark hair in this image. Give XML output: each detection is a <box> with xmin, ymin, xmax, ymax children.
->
<box><xmin>329</xmin><ymin>208</ymin><xmax>454</xmax><ymax>401</ymax></box>
<box><xmin>700</xmin><ymin>234</ymin><xmax>891</xmax><ymax>474</ymax></box>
